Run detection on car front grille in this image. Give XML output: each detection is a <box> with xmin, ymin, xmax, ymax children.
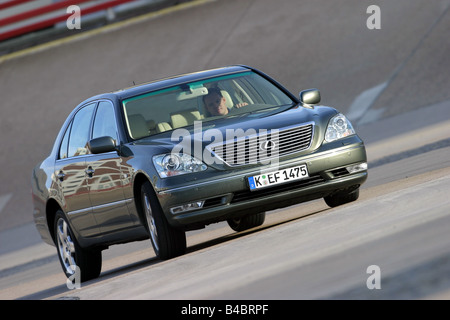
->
<box><xmin>208</xmin><ymin>123</ymin><xmax>314</xmax><ymax>166</ymax></box>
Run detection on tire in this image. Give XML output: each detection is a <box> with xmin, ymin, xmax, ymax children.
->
<box><xmin>141</xmin><ymin>181</ymin><xmax>186</xmax><ymax>260</ymax></box>
<box><xmin>324</xmin><ymin>188</ymin><xmax>360</xmax><ymax>208</ymax></box>
<box><xmin>227</xmin><ymin>212</ymin><xmax>266</xmax><ymax>232</ymax></box>
<box><xmin>54</xmin><ymin>210</ymin><xmax>102</xmax><ymax>282</ymax></box>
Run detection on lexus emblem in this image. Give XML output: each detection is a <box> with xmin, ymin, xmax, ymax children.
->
<box><xmin>260</xmin><ymin>140</ymin><xmax>277</xmax><ymax>151</ymax></box>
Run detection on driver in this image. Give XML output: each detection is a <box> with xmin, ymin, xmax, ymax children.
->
<box><xmin>203</xmin><ymin>87</ymin><xmax>248</xmax><ymax>116</ymax></box>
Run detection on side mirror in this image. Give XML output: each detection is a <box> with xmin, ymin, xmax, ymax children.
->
<box><xmin>299</xmin><ymin>89</ymin><xmax>321</xmax><ymax>106</ymax></box>
<box><xmin>88</xmin><ymin>136</ymin><xmax>117</xmax><ymax>154</ymax></box>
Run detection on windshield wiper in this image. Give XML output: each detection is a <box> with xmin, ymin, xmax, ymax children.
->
<box><xmin>232</xmin><ymin>103</ymin><xmax>296</xmax><ymax>118</ymax></box>
<box><xmin>262</xmin><ymin>103</ymin><xmax>298</xmax><ymax>117</ymax></box>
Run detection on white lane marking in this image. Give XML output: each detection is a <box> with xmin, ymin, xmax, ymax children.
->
<box><xmin>346</xmin><ymin>81</ymin><xmax>387</xmax><ymax>124</ymax></box>
<box><xmin>0</xmin><ymin>193</ymin><xmax>12</xmax><ymax>214</ymax></box>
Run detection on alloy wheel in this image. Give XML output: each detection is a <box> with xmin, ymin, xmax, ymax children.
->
<box><xmin>56</xmin><ymin>218</ymin><xmax>77</xmax><ymax>276</ymax></box>
<box><xmin>144</xmin><ymin>193</ymin><xmax>159</xmax><ymax>253</ymax></box>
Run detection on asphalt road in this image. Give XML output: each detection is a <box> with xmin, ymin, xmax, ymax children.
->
<box><xmin>0</xmin><ymin>0</ymin><xmax>449</xmax><ymax>301</ymax></box>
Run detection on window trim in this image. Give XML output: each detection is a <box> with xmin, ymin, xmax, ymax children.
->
<box><xmin>91</xmin><ymin>99</ymin><xmax>119</xmax><ymax>145</ymax></box>
<box><xmin>58</xmin><ymin>119</ymin><xmax>73</xmax><ymax>160</ymax></box>
<box><xmin>56</xmin><ymin>102</ymin><xmax>97</xmax><ymax>161</ymax></box>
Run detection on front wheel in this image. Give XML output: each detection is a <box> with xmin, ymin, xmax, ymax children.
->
<box><xmin>227</xmin><ymin>212</ymin><xmax>266</xmax><ymax>232</ymax></box>
<box><xmin>54</xmin><ymin>210</ymin><xmax>102</xmax><ymax>282</ymax></box>
<box><xmin>141</xmin><ymin>181</ymin><xmax>186</xmax><ymax>260</ymax></box>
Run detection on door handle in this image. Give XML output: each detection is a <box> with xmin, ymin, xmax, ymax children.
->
<box><xmin>86</xmin><ymin>167</ymin><xmax>95</xmax><ymax>178</ymax></box>
<box><xmin>57</xmin><ymin>171</ymin><xmax>65</xmax><ymax>181</ymax></box>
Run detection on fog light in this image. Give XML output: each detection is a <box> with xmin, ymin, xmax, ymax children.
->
<box><xmin>170</xmin><ymin>201</ymin><xmax>205</xmax><ymax>214</ymax></box>
<box><xmin>346</xmin><ymin>162</ymin><xmax>368</xmax><ymax>174</ymax></box>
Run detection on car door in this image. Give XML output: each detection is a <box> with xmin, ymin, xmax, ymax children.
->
<box><xmin>87</xmin><ymin>100</ymin><xmax>134</xmax><ymax>233</ymax></box>
<box><xmin>55</xmin><ymin>102</ymin><xmax>100</xmax><ymax>237</ymax></box>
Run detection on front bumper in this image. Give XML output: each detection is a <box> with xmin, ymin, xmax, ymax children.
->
<box><xmin>157</xmin><ymin>138</ymin><xmax>367</xmax><ymax>229</ymax></box>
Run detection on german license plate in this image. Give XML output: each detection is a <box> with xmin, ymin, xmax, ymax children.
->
<box><xmin>248</xmin><ymin>165</ymin><xmax>309</xmax><ymax>190</ymax></box>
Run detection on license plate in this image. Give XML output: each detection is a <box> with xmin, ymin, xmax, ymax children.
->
<box><xmin>248</xmin><ymin>165</ymin><xmax>309</xmax><ymax>190</ymax></box>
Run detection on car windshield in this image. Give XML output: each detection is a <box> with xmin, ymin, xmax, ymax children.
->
<box><xmin>122</xmin><ymin>71</ymin><xmax>295</xmax><ymax>140</ymax></box>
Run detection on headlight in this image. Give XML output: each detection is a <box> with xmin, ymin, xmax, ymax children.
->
<box><xmin>324</xmin><ymin>113</ymin><xmax>355</xmax><ymax>143</ymax></box>
<box><xmin>153</xmin><ymin>153</ymin><xmax>207</xmax><ymax>178</ymax></box>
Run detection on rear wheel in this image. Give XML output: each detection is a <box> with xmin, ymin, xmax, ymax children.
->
<box><xmin>54</xmin><ymin>210</ymin><xmax>102</xmax><ymax>282</ymax></box>
<box><xmin>141</xmin><ymin>181</ymin><xmax>186</xmax><ymax>260</ymax></box>
<box><xmin>324</xmin><ymin>188</ymin><xmax>360</xmax><ymax>208</ymax></box>
<box><xmin>227</xmin><ymin>212</ymin><xmax>266</xmax><ymax>232</ymax></box>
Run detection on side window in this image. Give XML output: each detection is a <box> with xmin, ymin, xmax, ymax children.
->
<box><xmin>59</xmin><ymin>120</ymin><xmax>73</xmax><ymax>160</ymax></box>
<box><xmin>68</xmin><ymin>103</ymin><xmax>96</xmax><ymax>158</ymax></box>
<box><xmin>92</xmin><ymin>101</ymin><xmax>118</xmax><ymax>142</ymax></box>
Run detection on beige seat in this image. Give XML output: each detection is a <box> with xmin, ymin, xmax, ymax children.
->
<box><xmin>221</xmin><ymin>90</ymin><xmax>233</xmax><ymax>109</ymax></box>
<box><xmin>157</xmin><ymin>122</ymin><xmax>172</xmax><ymax>133</ymax></box>
<box><xmin>171</xmin><ymin>109</ymin><xmax>203</xmax><ymax>129</ymax></box>
<box><xmin>128</xmin><ymin>114</ymin><xmax>149</xmax><ymax>139</ymax></box>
